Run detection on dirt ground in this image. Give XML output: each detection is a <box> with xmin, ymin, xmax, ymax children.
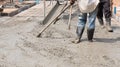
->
<box><xmin>0</xmin><ymin>4</ymin><xmax>120</xmax><ymax>67</ymax></box>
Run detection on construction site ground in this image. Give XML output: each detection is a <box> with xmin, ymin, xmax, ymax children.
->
<box><xmin>0</xmin><ymin>1</ymin><xmax>120</xmax><ymax>67</ymax></box>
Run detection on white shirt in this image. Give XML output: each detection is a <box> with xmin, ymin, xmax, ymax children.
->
<box><xmin>78</xmin><ymin>0</ymin><xmax>99</xmax><ymax>13</ymax></box>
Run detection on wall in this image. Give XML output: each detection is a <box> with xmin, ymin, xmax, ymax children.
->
<box><xmin>113</xmin><ymin>0</ymin><xmax>120</xmax><ymax>6</ymax></box>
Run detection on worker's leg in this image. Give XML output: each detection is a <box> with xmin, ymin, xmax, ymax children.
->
<box><xmin>97</xmin><ymin>2</ymin><xmax>104</xmax><ymax>26</ymax></box>
<box><xmin>72</xmin><ymin>13</ymin><xmax>87</xmax><ymax>43</ymax></box>
<box><xmin>103</xmin><ymin>0</ymin><xmax>113</xmax><ymax>32</ymax></box>
<box><xmin>87</xmin><ymin>7</ymin><xmax>98</xmax><ymax>42</ymax></box>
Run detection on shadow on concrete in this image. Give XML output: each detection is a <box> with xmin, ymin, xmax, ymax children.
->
<box><xmin>94</xmin><ymin>37</ymin><xmax>120</xmax><ymax>43</ymax></box>
<box><xmin>112</xmin><ymin>26</ymin><xmax>120</xmax><ymax>30</ymax></box>
<box><xmin>94</xmin><ymin>25</ymin><xmax>120</xmax><ymax>43</ymax></box>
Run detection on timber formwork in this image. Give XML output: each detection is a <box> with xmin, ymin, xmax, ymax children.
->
<box><xmin>0</xmin><ymin>1</ymin><xmax>36</xmax><ymax>16</ymax></box>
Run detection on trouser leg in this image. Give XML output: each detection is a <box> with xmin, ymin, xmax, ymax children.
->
<box><xmin>76</xmin><ymin>13</ymin><xmax>87</xmax><ymax>39</ymax></box>
<box><xmin>103</xmin><ymin>0</ymin><xmax>111</xmax><ymax>18</ymax></box>
<box><xmin>72</xmin><ymin>13</ymin><xmax>87</xmax><ymax>43</ymax></box>
<box><xmin>77</xmin><ymin>13</ymin><xmax>87</xmax><ymax>38</ymax></box>
<box><xmin>87</xmin><ymin>7</ymin><xmax>98</xmax><ymax>41</ymax></box>
<box><xmin>105</xmin><ymin>18</ymin><xmax>113</xmax><ymax>32</ymax></box>
<box><xmin>103</xmin><ymin>1</ymin><xmax>113</xmax><ymax>32</ymax></box>
<box><xmin>97</xmin><ymin>2</ymin><xmax>104</xmax><ymax>25</ymax></box>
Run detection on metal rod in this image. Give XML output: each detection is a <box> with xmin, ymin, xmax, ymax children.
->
<box><xmin>68</xmin><ymin>5</ymin><xmax>72</xmax><ymax>30</ymax></box>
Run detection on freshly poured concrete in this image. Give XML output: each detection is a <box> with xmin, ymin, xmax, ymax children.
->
<box><xmin>0</xmin><ymin>1</ymin><xmax>120</xmax><ymax>67</ymax></box>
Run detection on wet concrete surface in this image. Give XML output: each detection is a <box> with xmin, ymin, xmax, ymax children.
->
<box><xmin>0</xmin><ymin>2</ymin><xmax>120</xmax><ymax>67</ymax></box>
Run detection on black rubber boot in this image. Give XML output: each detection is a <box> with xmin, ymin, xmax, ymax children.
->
<box><xmin>87</xmin><ymin>29</ymin><xmax>95</xmax><ymax>42</ymax></box>
<box><xmin>105</xmin><ymin>18</ymin><xmax>113</xmax><ymax>32</ymax></box>
<box><xmin>72</xmin><ymin>27</ymin><xmax>84</xmax><ymax>44</ymax></box>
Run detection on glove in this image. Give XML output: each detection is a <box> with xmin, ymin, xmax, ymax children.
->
<box><xmin>70</xmin><ymin>0</ymin><xmax>76</xmax><ymax>5</ymax></box>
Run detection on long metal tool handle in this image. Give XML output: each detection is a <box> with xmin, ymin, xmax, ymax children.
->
<box><xmin>68</xmin><ymin>5</ymin><xmax>72</xmax><ymax>30</ymax></box>
<box><xmin>53</xmin><ymin>2</ymin><xmax>68</xmax><ymax>24</ymax></box>
<box><xmin>37</xmin><ymin>4</ymin><xmax>71</xmax><ymax>37</ymax></box>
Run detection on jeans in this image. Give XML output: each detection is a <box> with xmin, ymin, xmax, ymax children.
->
<box><xmin>76</xmin><ymin>7</ymin><xmax>98</xmax><ymax>40</ymax></box>
<box><xmin>77</xmin><ymin>7</ymin><xmax>98</xmax><ymax>30</ymax></box>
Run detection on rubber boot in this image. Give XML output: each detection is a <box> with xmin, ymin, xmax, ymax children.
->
<box><xmin>98</xmin><ymin>18</ymin><xmax>104</xmax><ymax>28</ymax></box>
<box><xmin>87</xmin><ymin>29</ymin><xmax>95</xmax><ymax>42</ymax></box>
<box><xmin>105</xmin><ymin>18</ymin><xmax>113</xmax><ymax>32</ymax></box>
<box><xmin>72</xmin><ymin>27</ymin><xmax>84</xmax><ymax>44</ymax></box>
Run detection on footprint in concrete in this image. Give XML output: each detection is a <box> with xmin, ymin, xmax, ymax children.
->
<box><xmin>103</xmin><ymin>55</ymin><xmax>115</xmax><ymax>65</ymax></box>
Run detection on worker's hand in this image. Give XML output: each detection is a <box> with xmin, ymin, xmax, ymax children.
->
<box><xmin>70</xmin><ymin>0</ymin><xmax>76</xmax><ymax>5</ymax></box>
